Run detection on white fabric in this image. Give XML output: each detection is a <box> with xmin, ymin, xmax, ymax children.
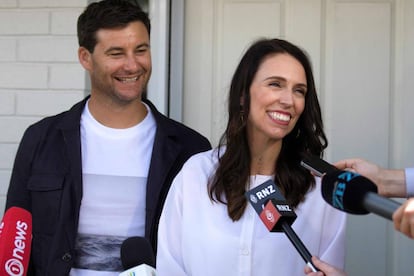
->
<box><xmin>405</xmin><ymin>168</ymin><xmax>414</xmax><ymax>197</ymax></box>
<box><xmin>156</xmin><ymin>149</ymin><xmax>346</xmax><ymax>276</ymax></box>
<box><xmin>70</xmin><ymin>102</ymin><xmax>156</xmax><ymax>276</ymax></box>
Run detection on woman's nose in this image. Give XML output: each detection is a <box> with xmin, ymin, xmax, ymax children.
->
<box><xmin>279</xmin><ymin>89</ymin><xmax>294</xmax><ymax>106</ymax></box>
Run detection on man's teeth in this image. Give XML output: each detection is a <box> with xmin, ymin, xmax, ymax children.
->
<box><xmin>269</xmin><ymin>112</ymin><xmax>290</xmax><ymax>122</ymax></box>
<box><xmin>119</xmin><ymin>76</ymin><xmax>138</xmax><ymax>83</ymax></box>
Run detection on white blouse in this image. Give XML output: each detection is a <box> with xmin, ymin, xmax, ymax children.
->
<box><xmin>157</xmin><ymin>149</ymin><xmax>346</xmax><ymax>276</ymax></box>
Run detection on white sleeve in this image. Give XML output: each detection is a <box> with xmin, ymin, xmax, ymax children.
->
<box><xmin>156</xmin><ymin>171</ymin><xmax>187</xmax><ymax>276</ymax></box>
<box><xmin>405</xmin><ymin>167</ymin><xmax>414</xmax><ymax>197</ymax></box>
<box><xmin>317</xmin><ymin>187</ymin><xmax>347</xmax><ymax>270</ymax></box>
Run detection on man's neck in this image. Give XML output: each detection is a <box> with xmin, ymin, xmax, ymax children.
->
<box><xmin>87</xmin><ymin>96</ymin><xmax>148</xmax><ymax>129</ymax></box>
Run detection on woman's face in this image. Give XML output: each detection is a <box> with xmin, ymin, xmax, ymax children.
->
<box><xmin>246</xmin><ymin>53</ymin><xmax>307</xmax><ymax>143</ymax></box>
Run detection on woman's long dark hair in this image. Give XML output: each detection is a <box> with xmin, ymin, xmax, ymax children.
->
<box><xmin>209</xmin><ymin>38</ymin><xmax>327</xmax><ymax>221</ymax></box>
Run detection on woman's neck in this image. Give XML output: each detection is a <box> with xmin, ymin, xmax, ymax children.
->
<box><xmin>250</xmin><ymin>140</ymin><xmax>282</xmax><ymax>175</ymax></box>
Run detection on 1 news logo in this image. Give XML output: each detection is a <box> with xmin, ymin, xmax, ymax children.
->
<box><xmin>4</xmin><ymin>220</ymin><xmax>29</xmax><ymax>276</ymax></box>
<box><xmin>5</xmin><ymin>258</ymin><xmax>25</xmax><ymax>276</ymax></box>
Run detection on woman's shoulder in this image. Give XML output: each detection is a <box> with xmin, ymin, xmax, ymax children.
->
<box><xmin>182</xmin><ymin>147</ymin><xmax>222</xmax><ymax>169</ymax></box>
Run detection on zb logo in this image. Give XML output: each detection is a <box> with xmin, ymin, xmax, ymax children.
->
<box><xmin>333</xmin><ymin>171</ymin><xmax>359</xmax><ymax>210</ymax></box>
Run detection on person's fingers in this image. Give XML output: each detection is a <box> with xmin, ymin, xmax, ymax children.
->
<box><xmin>393</xmin><ymin>203</ymin><xmax>403</xmax><ymax>230</ymax></box>
<box><xmin>333</xmin><ymin>159</ymin><xmax>361</xmax><ymax>171</ymax></box>
<box><xmin>393</xmin><ymin>199</ymin><xmax>414</xmax><ymax>239</ymax></box>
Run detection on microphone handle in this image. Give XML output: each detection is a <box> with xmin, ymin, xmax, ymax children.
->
<box><xmin>281</xmin><ymin>222</ymin><xmax>319</xmax><ymax>272</ymax></box>
<box><xmin>363</xmin><ymin>192</ymin><xmax>401</xmax><ymax>221</ymax></box>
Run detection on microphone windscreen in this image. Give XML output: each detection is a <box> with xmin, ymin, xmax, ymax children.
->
<box><xmin>0</xmin><ymin>207</ymin><xmax>32</xmax><ymax>276</ymax></box>
<box><xmin>120</xmin><ymin>236</ymin><xmax>155</xmax><ymax>270</ymax></box>
<box><xmin>321</xmin><ymin>170</ymin><xmax>377</xmax><ymax>214</ymax></box>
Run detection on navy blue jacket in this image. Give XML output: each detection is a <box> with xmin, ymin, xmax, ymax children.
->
<box><xmin>5</xmin><ymin>97</ymin><xmax>211</xmax><ymax>275</ymax></box>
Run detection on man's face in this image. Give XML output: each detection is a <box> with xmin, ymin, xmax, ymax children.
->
<box><xmin>79</xmin><ymin>21</ymin><xmax>151</xmax><ymax>105</ymax></box>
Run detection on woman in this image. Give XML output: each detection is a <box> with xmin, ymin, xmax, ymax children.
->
<box><xmin>156</xmin><ymin>38</ymin><xmax>346</xmax><ymax>275</ymax></box>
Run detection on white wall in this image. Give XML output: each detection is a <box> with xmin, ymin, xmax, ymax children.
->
<box><xmin>0</xmin><ymin>0</ymin><xmax>87</xmax><ymax>213</ymax></box>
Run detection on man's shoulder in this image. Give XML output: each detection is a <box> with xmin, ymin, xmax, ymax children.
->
<box><xmin>25</xmin><ymin>98</ymin><xmax>86</xmax><ymax>133</ymax></box>
<box><xmin>163</xmin><ymin>116</ymin><xmax>203</xmax><ymax>136</ymax></box>
<box><xmin>160</xmin><ymin>116</ymin><xmax>211</xmax><ymax>148</ymax></box>
<box><xmin>144</xmin><ymin>99</ymin><xmax>210</xmax><ymax>145</ymax></box>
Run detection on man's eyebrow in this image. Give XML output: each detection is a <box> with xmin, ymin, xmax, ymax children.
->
<box><xmin>104</xmin><ymin>47</ymin><xmax>124</xmax><ymax>54</ymax></box>
<box><xmin>104</xmin><ymin>43</ymin><xmax>150</xmax><ymax>54</ymax></box>
<box><xmin>137</xmin><ymin>42</ymin><xmax>150</xmax><ymax>48</ymax></box>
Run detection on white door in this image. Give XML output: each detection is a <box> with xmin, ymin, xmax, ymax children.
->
<box><xmin>183</xmin><ymin>0</ymin><xmax>414</xmax><ymax>275</ymax></box>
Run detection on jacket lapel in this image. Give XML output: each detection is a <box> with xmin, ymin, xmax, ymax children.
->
<box><xmin>144</xmin><ymin>100</ymin><xmax>182</xmax><ymax>238</ymax></box>
<box><xmin>57</xmin><ymin>97</ymin><xmax>88</xmax><ymax>224</ymax></box>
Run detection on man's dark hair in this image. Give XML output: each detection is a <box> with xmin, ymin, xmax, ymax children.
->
<box><xmin>77</xmin><ymin>0</ymin><xmax>151</xmax><ymax>53</ymax></box>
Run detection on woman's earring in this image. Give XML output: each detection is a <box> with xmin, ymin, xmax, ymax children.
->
<box><xmin>296</xmin><ymin>128</ymin><xmax>301</xmax><ymax>138</ymax></box>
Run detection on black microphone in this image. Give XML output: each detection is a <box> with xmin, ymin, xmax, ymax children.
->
<box><xmin>119</xmin><ymin>236</ymin><xmax>156</xmax><ymax>276</ymax></box>
<box><xmin>300</xmin><ymin>154</ymin><xmax>338</xmax><ymax>177</ymax></box>
<box><xmin>322</xmin><ymin>170</ymin><xmax>401</xmax><ymax>220</ymax></box>
<box><xmin>245</xmin><ymin>180</ymin><xmax>319</xmax><ymax>272</ymax></box>
<box><xmin>300</xmin><ymin>154</ymin><xmax>401</xmax><ymax>220</ymax></box>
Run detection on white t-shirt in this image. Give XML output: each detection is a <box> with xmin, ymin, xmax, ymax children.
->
<box><xmin>157</xmin><ymin>149</ymin><xmax>347</xmax><ymax>276</ymax></box>
<box><xmin>70</xmin><ymin>102</ymin><xmax>156</xmax><ymax>275</ymax></box>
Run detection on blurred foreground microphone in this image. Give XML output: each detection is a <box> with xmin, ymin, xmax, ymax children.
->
<box><xmin>0</xmin><ymin>207</ymin><xmax>32</xmax><ymax>276</ymax></box>
<box><xmin>245</xmin><ymin>180</ymin><xmax>319</xmax><ymax>272</ymax></box>
<box><xmin>322</xmin><ymin>170</ymin><xmax>401</xmax><ymax>220</ymax></box>
<box><xmin>119</xmin><ymin>236</ymin><xmax>156</xmax><ymax>276</ymax></box>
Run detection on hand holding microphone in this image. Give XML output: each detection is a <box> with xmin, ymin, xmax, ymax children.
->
<box><xmin>392</xmin><ymin>198</ymin><xmax>414</xmax><ymax>239</ymax></box>
<box><xmin>304</xmin><ymin>256</ymin><xmax>347</xmax><ymax>276</ymax></box>
<box><xmin>301</xmin><ymin>155</ymin><xmax>401</xmax><ymax>220</ymax></box>
<box><xmin>245</xmin><ymin>180</ymin><xmax>319</xmax><ymax>272</ymax></box>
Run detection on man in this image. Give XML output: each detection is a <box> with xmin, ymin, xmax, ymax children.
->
<box><xmin>5</xmin><ymin>0</ymin><xmax>211</xmax><ymax>274</ymax></box>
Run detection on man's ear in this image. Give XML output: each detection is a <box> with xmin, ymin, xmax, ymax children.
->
<box><xmin>78</xmin><ymin>47</ymin><xmax>92</xmax><ymax>71</ymax></box>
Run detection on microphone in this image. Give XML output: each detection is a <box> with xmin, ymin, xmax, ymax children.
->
<box><xmin>119</xmin><ymin>236</ymin><xmax>156</xmax><ymax>276</ymax></box>
<box><xmin>300</xmin><ymin>154</ymin><xmax>339</xmax><ymax>177</ymax></box>
<box><xmin>300</xmin><ymin>154</ymin><xmax>401</xmax><ymax>220</ymax></box>
<box><xmin>245</xmin><ymin>180</ymin><xmax>319</xmax><ymax>272</ymax></box>
<box><xmin>321</xmin><ymin>170</ymin><xmax>401</xmax><ymax>220</ymax></box>
<box><xmin>0</xmin><ymin>207</ymin><xmax>32</xmax><ymax>276</ymax></box>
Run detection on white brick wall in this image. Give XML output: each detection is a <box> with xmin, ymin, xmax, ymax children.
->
<box><xmin>18</xmin><ymin>36</ymin><xmax>79</xmax><ymax>62</ymax></box>
<box><xmin>0</xmin><ymin>38</ymin><xmax>17</xmax><ymax>61</ymax></box>
<box><xmin>0</xmin><ymin>1</ymin><xmax>88</xmax><ymax>216</ymax></box>
<box><xmin>0</xmin><ymin>1</ymin><xmax>18</xmax><ymax>8</ymax></box>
